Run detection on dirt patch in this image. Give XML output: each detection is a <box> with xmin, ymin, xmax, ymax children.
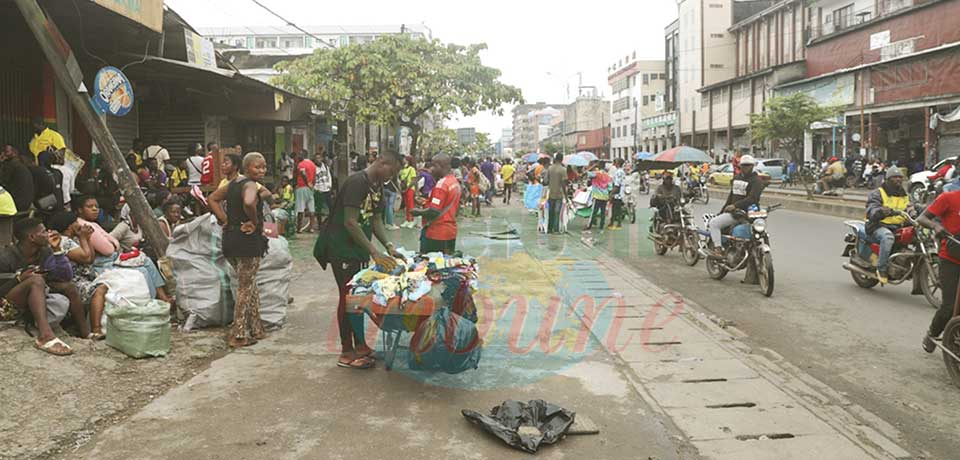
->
<box><xmin>0</xmin><ymin>322</ymin><xmax>230</xmax><ymax>460</ymax></box>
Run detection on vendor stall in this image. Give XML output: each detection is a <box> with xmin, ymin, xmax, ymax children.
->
<box><xmin>346</xmin><ymin>251</ymin><xmax>482</xmax><ymax>372</ymax></box>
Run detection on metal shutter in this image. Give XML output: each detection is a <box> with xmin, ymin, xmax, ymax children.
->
<box><xmin>105</xmin><ymin>102</ymin><xmax>139</xmax><ymax>154</ymax></box>
<box><xmin>939</xmin><ymin>135</ymin><xmax>960</xmax><ymax>157</ymax></box>
<box><xmin>0</xmin><ymin>69</ymin><xmax>33</xmax><ymax>151</ymax></box>
<box><xmin>139</xmin><ymin>104</ymin><xmax>203</xmax><ymax>162</ymax></box>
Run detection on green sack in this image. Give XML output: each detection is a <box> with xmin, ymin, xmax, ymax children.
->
<box><xmin>105</xmin><ymin>299</ymin><xmax>171</xmax><ymax>359</ymax></box>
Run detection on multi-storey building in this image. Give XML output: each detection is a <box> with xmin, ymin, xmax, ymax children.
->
<box><xmin>607</xmin><ymin>54</ymin><xmax>665</xmax><ymax>160</ymax></box>
<box><xmin>457</xmin><ymin>127</ymin><xmax>477</xmax><ymax>147</ymax></box>
<box><xmin>695</xmin><ymin>0</ymin><xmax>807</xmax><ymax>157</ymax></box>
<box><xmin>777</xmin><ymin>0</ymin><xmax>960</xmax><ymax>164</ymax></box>
<box><xmin>640</xmin><ymin>20</ymin><xmax>682</xmax><ymax>155</ymax></box>
<box><xmin>675</xmin><ymin>0</ymin><xmax>776</xmax><ymax>151</ymax></box>
<box><xmin>511</xmin><ymin>103</ymin><xmax>564</xmax><ymax>153</ymax></box>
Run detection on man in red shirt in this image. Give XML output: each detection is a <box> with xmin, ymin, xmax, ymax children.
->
<box><xmin>919</xmin><ymin>190</ymin><xmax>960</xmax><ymax>352</ymax></box>
<box><xmin>200</xmin><ymin>142</ymin><xmax>218</xmax><ymax>185</ymax></box>
<box><xmin>412</xmin><ymin>153</ymin><xmax>460</xmax><ymax>254</ymax></box>
<box><xmin>295</xmin><ymin>151</ymin><xmax>318</xmax><ymax>232</ymax></box>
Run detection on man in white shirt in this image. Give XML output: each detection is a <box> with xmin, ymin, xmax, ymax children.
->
<box><xmin>185</xmin><ymin>142</ymin><xmax>205</xmax><ymax>186</ymax></box>
<box><xmin>144</xmin><ymin>138</ymin><xmax>170</xmax><ymax>171</ymax></box>
<box><xmin>314</xmin><ymin>148</ymin><xmax>333</xmax><ymax>223</ymax></box>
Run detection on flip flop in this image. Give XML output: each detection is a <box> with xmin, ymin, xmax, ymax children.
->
<box><xmin>34</xmin><ymin>337</ymin><xmax>73</xmax><ymax>356</ymax></box>
<box><xmin>336</xmin><ymin>356</ymin><xmax>374</xmax><ymax>369</ymax></box>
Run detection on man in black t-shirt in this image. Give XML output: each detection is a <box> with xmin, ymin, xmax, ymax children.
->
<box><xmin>0</xmin><ymin>144</ymin><xmax>35</xmax><ymax>212</ymax></box>
<box><xmin>314</xmin><ymin>150</ymin><xmax>403</xmax><ymax>370</ymax></box>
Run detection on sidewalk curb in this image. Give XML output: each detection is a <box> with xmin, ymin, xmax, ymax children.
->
<box><xmin>547</xmin><ymin>246</ymin><xmax>911</xmax><ymax>459</ymax></box>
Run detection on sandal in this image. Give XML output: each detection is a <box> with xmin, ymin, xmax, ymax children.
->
<box><xmin>228</xmin><ymin>336</ymin><xmax>258</xmax><ymax>348</ymax></box>
<box><xmin>336</xmin><ymin>356</ymin><xmax>374</xmax><ymax>369</ymax></box>
<box><xmin>355</xmin><ymin>347</ymin><xmax>376</xmax><ymax>361</ymax></box>
<box><xmin>34</xmin><ymin>337</ymin><xmax>73</xmax><ymax>356</ymax></box>
<box><xmin>88</xmin><ymin>330</ymin><xmax>106</xmax><ymax>341</ymax></box>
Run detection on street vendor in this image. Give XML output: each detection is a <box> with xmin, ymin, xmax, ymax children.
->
<box><xmin>412</xmin><ymin>153</ymin><xmax>461</xmax><ymax>254</ymax></box>
<box><xmin>314</xmin><ymin>149</ymin><xmax>404</xmax><ymax>370</ymax></box>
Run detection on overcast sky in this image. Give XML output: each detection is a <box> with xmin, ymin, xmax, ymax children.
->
<box><xmin>166</xmin><ymin>0</ymin><xmax>678</xmax><ymax>142</ymax></box>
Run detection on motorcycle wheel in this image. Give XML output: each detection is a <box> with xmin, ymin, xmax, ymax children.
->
<box><xmin>757</xmin><ymin>251</ymin><xmax>775</xmax><ymax>297</ymax></box>
<box><xmin>681</xmin><ymin>230</ymin><xmax>700</xmax><ymax>266</ymax></box>
<box><xmin>706</xmin><ymin>253</ymin><xmax>728</xmax><ymax>280</ymax></box>
<box><xmin>942</xmin><ymin>317</ymin><xmax>960</xmax><ymax>390</ymax></box>
<box><xmin>920</xmin><ymin>256</ymin><xmax>942</xmax><ymax>309</ymax></box>
<box><xmin>849</xmin><ymin>250</ymin><xmax>880</xmax><ymax>288</ymax></box>
<box><xmin>654</xmin><ymin>240</ymin><xmax>668</xmax><ymax>255</ymax></box>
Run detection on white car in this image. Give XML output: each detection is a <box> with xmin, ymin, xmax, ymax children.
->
<box><xmin>908</xmin><ymin>156</ymin><xmax>956</xmax><ymax>202</ymax></box>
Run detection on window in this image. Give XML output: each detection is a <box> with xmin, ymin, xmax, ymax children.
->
<box><xmin>280</xmin><ymin>36</ymin><xmax>304</xmax><ymax>48</ymax></box>
<box><xmin>701</xmin><ymin>95</ymin><xmax>708</xmax><ymax>109</ymax></box>
<box><xmin>631</xmin><ymin>124</ymin><xmax>637</xmax><ymax>136</ymax></box>
<box><xmin>709</xmin><ymin>3</ymin><xmax>723</xmax><ymax>8</ymax></box>
<box><xmin>732</xmin><ymin>82</ymin><xmax>743</xmax><ymax>100</ymax></box>
<box><xmin>643</xmin><ymin>73</ymin><xmax>649</xmax><ymax>84</ymax></box>
<box><xmin>659</xmin><ymin>73</ymin><xmax>666</xmax><ymax>80</ymax></box>
<box><xmin>710</xmin><ymin>63</ymin><xmax>725</xmax><ymax>69</ymax></box>
<box><xmin>833</xmin><ymin>4</ymin><xmax>854</xmax><ymax>31</ymax></box>
<box><xmin>710</xmin><ymin>33</ymin><xmax>724</xmax><ymax>38</ymax></box>
<box><xmin>255</xmin><ymin>37</ymin><xmax>278</xmax><ymax>48</ymax></box>
<box><xmin>643</xmin><ymin>95</ymin><xmax>649</xmax><ymax>106</ymax></box>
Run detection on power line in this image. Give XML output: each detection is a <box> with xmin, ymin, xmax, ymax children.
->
<box><xmin>248</xmin><ymin>0</ymin><xmax>336</xmax><ymax>49</ymax></box>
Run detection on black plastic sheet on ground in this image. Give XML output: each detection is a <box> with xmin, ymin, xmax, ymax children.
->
<box><xmin>461</xmin><ymin>400</ymin><xmax>576</xmax><ymax>453</ymax></box>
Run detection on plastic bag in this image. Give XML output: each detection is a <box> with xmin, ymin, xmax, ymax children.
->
<box><xmin>408</xmin><ymin>307</ymin><xmax>481</xmax><ymax>373</ymax></box>
<box><xmin>105</xmin><ymin>298</ymin><xmax>171</xmax><ymax>358</ymax></box>
<box><xmin>229</xmin><ymin>236</ymin><xmax>291</xmax><ymax>329</ymax></box>
<box><xmin>461</xmin><ymin>400</ymin><xmax>576</xmax><ymax>453</ymax></box>
<box><xmin>96</xmin><ymin>268</ymin><xmax>151</xmax><ymax>306</ymax></box>
<box><xmin>167</xmin><ymin>214</ymin><xmax>234</xmax><ymax>330</ymax></box>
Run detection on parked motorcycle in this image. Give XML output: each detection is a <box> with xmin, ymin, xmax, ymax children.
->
<box><xmin>623</xmin><ymin>173</ymin><xmax>642</xmax><ymax>224</ymax></box>
<box><xmin>840</xmin><ymin>211</ymin><xmax>941</xmax><ymax>308</ymax></box>
<box><xmin>698</xmin><ymin>204</ymin><xmax>781</xmax><ymax>297</ymax></box>
<box><xmin>648</xmin><ymin>198</ymin><xmax>700</xmax><ymax>266</ymax></box>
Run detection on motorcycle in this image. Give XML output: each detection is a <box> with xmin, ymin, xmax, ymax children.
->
<box><xmin>940</xmin><ymin>312</ymin><xmax>960</xmax><ymax>389</ymax></box>
<box><xmin>840</xmin><ymin>211</ymin><xmax>941</xmax><ymax>308</ymax></box>
<box><xmin>684</xmin><ymin>176</ymin><xmax>710</xmax><ymax>204</ymax></box>
<box><xmin>623</xmin><ymin>173</ymin><xmax>641</xmax><ymax>224</ymax></box>
<box><xmin>698</xmin><ymin>204</ymin><xmax>781</xmax><ymax>297</ymax></box>
<box><xmin>648</xmin><ymin>198</ymin><xmax>700</xmax><ymax>266</ymax></box>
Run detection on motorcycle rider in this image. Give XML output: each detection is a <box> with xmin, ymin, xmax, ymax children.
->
<box><xmin>917</xmin><ymin>189</ymin><xmax>960</xmax><ymax>353</ymax></box>
<box><xmin>707</xmin><ymin>154</ymin><xmax>763</xmax><ymax>257</ymax></box>
<box><xmin>855</xmin><ymin>167</ymin><xmax>911</xmax><ymax>284</ymax></box>
<box><xmin>650</xmin><ymin>170</ymin><xmax>682</xmax><ymax>231</ymax></box>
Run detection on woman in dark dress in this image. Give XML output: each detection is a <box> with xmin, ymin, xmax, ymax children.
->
<box><xmin>208</xmin><ymin>152</ymin><xmax>271</xmax><ymax>348</ymax></box>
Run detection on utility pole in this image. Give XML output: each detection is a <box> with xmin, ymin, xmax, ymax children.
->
<box><xmin>15</xmin><ymin>0</ymin><xmax>169</xmax><ymax>255</ymax></box>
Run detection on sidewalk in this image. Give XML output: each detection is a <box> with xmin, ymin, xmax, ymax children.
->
<box><xmin>70</xmin><ymin>203</ymin><xmax>909</xmax><ymax>459</ymax></box>
<box><xmin>70</xmin><ymin>211</ymin><xmax>692</xmax><ymax>460</ymax></box>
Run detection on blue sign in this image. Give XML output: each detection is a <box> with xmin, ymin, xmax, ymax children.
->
<box><xmin>92</xmin><ymin>66</ymin><xmax>134</xmax><ymax>117</ymax></box>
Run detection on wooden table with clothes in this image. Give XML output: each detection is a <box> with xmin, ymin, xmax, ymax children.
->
<box><xmin>345</xmin><ymin>253</ymin><xmax>480</xmax><ymax>371</ymax></box>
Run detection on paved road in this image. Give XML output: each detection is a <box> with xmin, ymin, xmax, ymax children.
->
<box><xmin>577</xmin><ymin>200</ymin><xmax>960</xmax><ymax>459</ymax></box>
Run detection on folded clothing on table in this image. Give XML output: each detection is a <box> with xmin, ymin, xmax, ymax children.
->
<box><xmin>349</xmin><ymin>250</ymin><xmax>479</xmax><ymax>309</ymax></box>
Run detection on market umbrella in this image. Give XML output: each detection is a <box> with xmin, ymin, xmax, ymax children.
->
<box><xmin>521</xmin><ymin>152</ymin><xmax>539</xmax><ymax>163</ymax></box>
<box><xmin>562</xmin><ymin>154</ymin><xmax>589</xmax><ymax>167</ymax></box>
<box><xmin>576</xmin><ymin>151</ymin><xmax>598</xmax><ymax>162</ymax></box>
<box><xmin>636</xmin><ymin>146</ymin><xmax>712</xmax><ymax>171</ymax></box>
<box><xmin>635</xmin><ymin>151</ymin><xmax>654</xmax><ymax>160</ymax></box>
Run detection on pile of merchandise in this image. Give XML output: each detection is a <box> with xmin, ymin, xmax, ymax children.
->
<box><xmin>349</xmin><ymin>251</ymin><xmax>479</xmax><ymax>313</ymax></box>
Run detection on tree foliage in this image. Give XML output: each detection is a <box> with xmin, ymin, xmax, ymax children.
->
<box><xmin>463</xmin><ymin>132</ymin><xmax>492</xmax><ymax>157</ymax></box>
<box><xmin>273</xmin><ymin>35</ymin><xmax>523</xmax><ymax>155</ymax></box>
<box><xmin>541</xmin><ymin>142</ymin><xmax>563</xmax><ymax>155</ymax></box>
<box><xmin>418</xmin><ymin>128</ymin><xmax>460</xmax><ymax>157</ymax></box>
<box><xmin>749</xmin><ymin>93</ymin><xmax>838</xmax><ymax>163</ymax></box>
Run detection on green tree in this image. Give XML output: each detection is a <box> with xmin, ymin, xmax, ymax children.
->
<box><xmin>749</xmin><ymin>93</ymin><xmax>838</xmax><ymax>164</ymax></box>
<box><xmin>542</xmin><ymin>142</ymin><xmax>562</xmax><ymax>155</ymax></box>
<box><xmin>464</xmin><ymin>132</ymin><xmax>492</xmax><ymax>157</ymax></box>
<box><xmin>418</xmin><ymin>128</ymin><xmax>460</xmax><ymax>157</ymax></box>
<box><xmin>273</xmin><ymin>35</ymin><xmax>523</xmax><ymax>156</ymax></box>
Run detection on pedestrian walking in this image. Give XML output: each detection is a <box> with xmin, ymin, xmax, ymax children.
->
<box><xmin>399</xmin><ymin>156</ymin><xmax>418</xmax><ymax>228</ymax></box>
<box><xmin>546</xmin><ymin>154</ymin><xmax>567</xmax><ymax>234</ymax></box>
<box><xmin>467</xmin><ymin>158</ymin><xmax>482</xmax><ymax>217</ymax></box>
<box><xmin>294</xmin><ymin>152</ymin><xmax>317</xmax><ymax>233</ymax></box>
<box><xmin>608</xmin><ymin>158</ymin><xmax>626</xmax><ymax>230</ymax></box>
<box><xmin>501</xmin><ymin>158</ymin><xmax>515</xmax><ymax>204</ymax></box>
<box><xmin>207</xmin><ymin>152</ymin><xmax>271</xmax><ymax>348</ymax></box>
<box><xmin>585</xmin><ymin>162</ymin><xmax>611</xmax><ymax>231</ymax></box>
<box><xmin>313</xmin><ymin>150</ymin><xmax>404</xmax><ymax>370</ymax></box>
<box><xmin>314</xmin><ymin>148</ymin><xmax>333</xmax><ymax>224</ymax></box>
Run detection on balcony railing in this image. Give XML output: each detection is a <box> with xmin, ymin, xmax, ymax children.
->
<box><xmin>807</xmin><ymin>0</ymin><xmax>927</xmax><ymax>41</ymax></box>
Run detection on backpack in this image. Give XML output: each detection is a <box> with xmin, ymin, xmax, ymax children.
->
<box><xmin>478</xmin><ymin>172</ymin><xmax>491</xmax><ymax>193</ymax></box>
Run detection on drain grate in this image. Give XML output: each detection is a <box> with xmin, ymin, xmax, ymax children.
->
<box><xmin>627</xmin><ymin>327</ymin><xmax>663</xmax><ymax>331</ymax></box>
<box><xmin>705</xmin><ymin>402</ymin><xmax>757</xmax><ymax>409</ymax></box>
<box><xmin>643</xmin><ymin>341</ymin><xmax>682</xmax><ymax>346</ymax></box>
<box><xmin>681</xmin><ymin>378</ymin><xmax>728</xmax><ymax>383</ymax></box>
<box><xmin>735</xmin><ymin>433</ymin><xmax>796</xmax><ymax>441</ymax></box>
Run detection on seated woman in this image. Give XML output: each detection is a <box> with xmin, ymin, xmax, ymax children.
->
<box><xmin>109</xmin><ymin>203</ymin><xmax>143</xmax><ymax>253</ymax></box>
<box><xmin>157</xmin><ymin>200</ymin><xmax>182</xmax><ymax>239</ymax></box>
<box><xmin>72</xmin><ymin>196</ymin><xmax>120</xmax><ymax>258</ymax></box>
<box><xmin>48</xmin><ymin>212</ymin><xmax>109</xmax><ymax>340</ymax></box>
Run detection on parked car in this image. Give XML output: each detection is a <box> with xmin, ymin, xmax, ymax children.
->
<box><xmin>909</xmin><ymin>156</ymin><xmax>957</xmax><ymax>202</ymax></box>
<box><xmin>708</xmin><ymin>163</ymin><xmax>771</xmax><ymax>186</ymax></box>
<box><xmin>755</xmin><ymin>158</ymin><xmax>786</xmax><ymax>179</ymax></box>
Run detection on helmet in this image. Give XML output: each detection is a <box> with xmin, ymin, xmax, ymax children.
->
<box><xmin>886</xmin><ymin>167</ymin><xmax>904</xmax><ymax>179</ymax></box>
<box><xmin>739</xmin><ymin>155</ymin><xmax>757</xmax><ymax>166</ymax></box>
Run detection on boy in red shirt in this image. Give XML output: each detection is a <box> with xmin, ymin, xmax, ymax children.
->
<box><xmin>412</xmin><ymin>153</ymin><xmax>461</xmax><ymax>254</ymax></box>
<box><xmin>919</xmin><ymin>190</ymin><xmax>960</xmax><ymax>352</ymax></box>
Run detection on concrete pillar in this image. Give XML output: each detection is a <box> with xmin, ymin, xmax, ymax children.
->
<box><xmin>803</xmin><ymin>130</ymin><xmax>813</xmax><ymax>162</ymax></box>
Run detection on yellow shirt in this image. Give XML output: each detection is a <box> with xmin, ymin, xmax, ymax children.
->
<box><xmin>501</xmin><ymin>164</ymin><xmax>515</xmax><ymax>184</ymax></box>
<box><xmin>169</xmin><ymin>168</ymin><xmax>188</xmax><ymax>188</ymax></box>
<box><xmin>28</xmin><ymin>127</ymin><xmax>66</xmax><ymax>159</ymax></box>
<box><xmin>128</xmin><ymin>150</ymin><xmax>143</xmax><ymax>166</ymax></box>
